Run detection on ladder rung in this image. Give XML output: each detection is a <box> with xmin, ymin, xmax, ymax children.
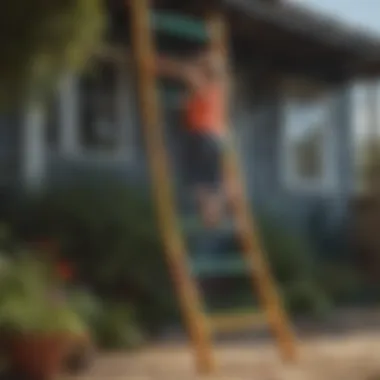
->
<box><xmin>210</xmin><ymin>310</ymin><xmax>267</xmax><ymax>333</ymax></box>
<box><xmin>151</xmin><ymin>11</ymin><xmax>208</xmax><ymax>41</ymax></box>
<box><xmin>183</xmin><ymin>218</ymin><xmax>235</xmax><ymax>234</ymax></box>
<box><xmin>191</xmin><ymin>255</ymin><xmax>249</xmax><ymax>277</ymax></box>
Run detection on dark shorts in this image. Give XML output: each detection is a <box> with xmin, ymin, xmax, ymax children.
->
<box><xmin>183</xmin><ymin>130</ymin><xmax>224</xmax><ymax>189</ymax></box>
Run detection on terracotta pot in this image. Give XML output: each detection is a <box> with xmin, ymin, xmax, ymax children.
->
<box><xmin>8</xmin><ymin>333</ymin><xmax>71</xmax><ymax>380</ymax></box>
<box><xmin>0</xmin><ymin>329</ymin><xmax>10</xmax><ymax>354</ymax></box>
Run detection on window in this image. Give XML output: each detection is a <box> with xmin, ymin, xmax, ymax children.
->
<box><xmin>281</xmin><ymin>78</ymin><xmax>336</xmax><ymax>192</ymax></box>
<box><xmin>79</xmin><ymin>60</ymin><xmax>123</xmax><ymax>151</ymax></box>
<box><xmin>49</xmin><ymin>50</ymin><xmax>135</xmax><ymax>160</ymax></box>
<box><xmin>46</xmin><ymin>94</ymin><xmax>59</xmax><ymax>148</ymax></box>
<box><xmin>352</xmin><ymin>81</ymin><xmax>380</xmax><ymax>193</ymax></box>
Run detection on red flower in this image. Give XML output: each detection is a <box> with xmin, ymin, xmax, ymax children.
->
<box><xmin>57</xmin><ymin>260</ymin><xmax>74</xmax><ymax>281</ymax></box>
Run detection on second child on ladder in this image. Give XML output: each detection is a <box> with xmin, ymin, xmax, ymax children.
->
<box><xmin>155</xmin><ymin>47</ymin><xmax>235</xmax><ymax>228</ymax></box>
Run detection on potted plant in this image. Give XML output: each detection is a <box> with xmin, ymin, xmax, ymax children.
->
<box><xmin>63</xmin><ymin>288</ymin><xmax>100</xmax><ymax>374</ymax></box>
<box><xmin>0</xmin><ymin>255</ymin><xmax>87</xmax><ymax>380</ymax></box>
<box><xmin>32</xmin><ymin>240</ymin><xmax>97</xmax><ymax>375</ymax></box>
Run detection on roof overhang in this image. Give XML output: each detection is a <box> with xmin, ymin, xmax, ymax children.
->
<box><xmin>224</xmin><ymin>0</ymin><xmax>380</xmax><ymax>79</ymax></box>
<box><xmin>121</xmin><ymin>0</ymin><xmax>380</xmax><ymax>79</ymax></box>
<box><xmin>225</xmin><ymin>0</ymin><xmax>380</xmax><ymax>57</ymax></box>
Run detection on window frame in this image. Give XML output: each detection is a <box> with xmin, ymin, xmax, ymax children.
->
<box><xmin>55</xmin><ymin>46</ymin><xmax>136</xmax><ymax>162</ymax></box>
<box><xmin>279</xmin><ymin>78</ymin><xmax>338</xmax><ymax>194</ymax></box>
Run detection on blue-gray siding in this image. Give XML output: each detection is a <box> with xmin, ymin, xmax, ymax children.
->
<box><xmin>0</xmin><ymin>113</ymin><xmax>22</xmax><ymax>188</ymax></box>
<box><xmin>0</xmin><ymin>70</ymin><xmax>355</xmax><ymax>254</ymax></box>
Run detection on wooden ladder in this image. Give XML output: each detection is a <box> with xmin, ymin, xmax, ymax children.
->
<box><xmin>129</xmin><ymin>0</ymin><xmax>297</xmax><ymax>374</ymax></box>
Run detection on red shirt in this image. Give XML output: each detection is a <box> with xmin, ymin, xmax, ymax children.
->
<box><xmin>185</xmin><ymin>83</ymin><xmax>224</xmax><ymax>135</ymax></box>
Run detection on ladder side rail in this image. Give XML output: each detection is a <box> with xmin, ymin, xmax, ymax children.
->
<box><xmin>129</xmin><ymin>0</ymin><xmax>215</xmax><ymax>373</ymax></box>
<box><xmin>206</xmin><ymin>12</ymin><xmax>298</xmax><ymax>361</ymax></box>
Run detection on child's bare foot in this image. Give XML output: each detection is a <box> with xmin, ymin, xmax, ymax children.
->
<box><xmin>200</xmin><ymin>196</ymin><xmax>224</xmax><ymax>228</ymax></box>
<box><xmin>201</xmin><ymin>207</ymin><xmax>221</xmax><ymax>228</ymax></box>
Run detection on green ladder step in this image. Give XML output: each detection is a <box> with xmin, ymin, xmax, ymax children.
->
<box><xmin>190</xmin><ymin>255</ymin><xmax>249</xmax><ymax>278</ymax></box>
<box><xmin>182</xmin><ymin>216</ymin><xmax>234</xmax><ymax>234</ymax></box>
<box><xmin>151</xmin><ymin>11</ymin><xmax>208</xmax><ymax>42</ymax></box>
<box><xmin>209</xmin><ymin>308</ymin><xmax>266</xmax><ymax>333</ymax></box>
<box><xmin>205</xmin><ymin>292</ymin><xmax>259</xmax><ymax>311</ymax></box>
<box><xmin>159</xmin><ymin>86</ymin><xmax>182</xmax><ymax>108</ymax></box>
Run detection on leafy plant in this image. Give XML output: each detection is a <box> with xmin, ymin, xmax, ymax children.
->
<box><xmin>283</xmin><ymin>280</ymin><xmax>332</xmax><ymax>318</ymax></box>
<box><xmin>68</xmin><ymin>288</ymin><xmax>103</xmax><ymax>329</ymax></box>
<box><xmin>8</xmin><ymin>178</ymin><xmax>178</xmax><ymax>333</ymax></box>
<box><xmin>257</xmin><ymin>213</ymin><xmax>332</xmax><ymax>317</ymax></box>
<box><xmin>94</xmin><ymin>303</ymin><xmax>144</xmax><ymax>350</ymax></box>
<box><xmin>316</xmin><ymin>263</ymin><xmax>375</xmax><ymax>305</ymax></box>
<box><xmin>0</xmin><ymin>0</ymin><xmax>105</xmax><ymax>109</ymax></box>
<box><xmin>5</xmin><ymin>179</ymin><xmax>335</xmax><ymax>329</ymax></box>
<box><xmin>0</xmin><ymin>255</ymin><xmax>86</xmax><ymax>336</ymax></box>
<box><xmin>258</xmin><ymin>214</ymin><xmax>316</xmax><ymax>284</ymax></box>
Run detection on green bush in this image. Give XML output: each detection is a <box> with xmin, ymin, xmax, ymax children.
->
<box><xmin>67</xmin><ymin>288</ymin><xmax>103</xmax><ymax>330</ymax></box>
<box><xmin>0</xmin><ymin>255</ymin><xmax>86</xmax><ymax>335</ymax></box>
<box><xmin>94</xmin><ymin>303</ymin><xmax>144</xmax><ymax>350</ymax></box>
<box><xmin>257</xmin><ymin>214</ymin><xmax>332</xmax><ymax>318</ymax></box>
<box><xmin>8</xmin><ymin>178</ymin><xmax>178</xmax><ymax>333</ymax></box>
<box><xmin>316</xmin><ymin>264</ymin><xmax>374</xmax><ymax>305</ymax></box>
<box><xmin>5</xmin><ymin>178</ymin><xmax>334</xmax><ymax>329</ymax></box>
<box><xmin>258</xmin><ymin>215</ymin><xmax>316</xmax><ymax>284</ymax></box>
<box><xmin>283</xmin><ymin>280</ymin><xmax>332</xmax><ymax>318</ymax></box>
<box><xmin>66</xmin><ymin>288</ymin><xmax>145</xmax><ymax>350</ymax></box>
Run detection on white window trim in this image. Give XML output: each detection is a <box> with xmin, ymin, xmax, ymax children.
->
<box><xmin>279</xmin><ymin>88</ymin><xmax>338</xmax><ymax>194</ymax></box>
<box><xmin>57</xmin><ymin>46</ymin><xmax>136</xmax><ymax>162</ymax></box>
<box><xmin>23</xmin><ymin>101</ymin><xmax>47</xmax><ymax>190</ymax></box>
<box><xmin>58</xmin><ymin>72</ymin><xmax>79</xmax><ymax>155</ymax></box>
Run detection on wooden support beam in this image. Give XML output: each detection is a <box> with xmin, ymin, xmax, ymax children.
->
<box><xmin>128</xmin><ymin>0</ymin><xmax>215</xmax><ymax>374</ymax></box>
<box><xmin>206</xmin><ymin>11</ymin><xmax>298</xmax><ymax>362</ymax></box>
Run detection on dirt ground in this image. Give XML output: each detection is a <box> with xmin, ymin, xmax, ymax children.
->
<box><xmin>67</xmin><ymin>331</ymin><xmax>380</xmax><ymax>380</ymax></box>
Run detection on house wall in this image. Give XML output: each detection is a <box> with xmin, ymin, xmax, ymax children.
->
<box><xmin>281</xmin><ymin>81</ymin><xmax>354</xmax><ymax>258</ymax></box>
<box><xmin>232</xmin><ymin>70</ymin><xmax>354</xmax><ymax>233</ymax></box>
<box><xmin>43</xmin><ymin>62</ymin><xmax>354</xmax><ymax>240</ymax></box>
<box><xmin>0</xmin><ymin>53</ymin><xmax>355</xmax><ymax>255</ymax></box>
<box><xmin>45</xmin><ymin>68</ymin><xmax>147</xmax><ymax>188</ymax></box>
<box><xmin>0</xmin><ymin>113</ymin><xmax>22</xmax><ymax>188</ymax></box>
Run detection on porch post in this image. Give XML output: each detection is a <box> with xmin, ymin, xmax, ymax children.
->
<box><xmin>366</xmin><ymin>81</ymin><xmax>380</xmax><ymax>193</ymax></box>
<box><xmin>367</xmin><ymin>81</ymin><xmax>378</xmax><ymax>141</ymax></box>
<box><xmin>329</xmin><ymin>83</ymin><xmax>355</xmax><ymax>226</ymax></box>
<box><xmin>22</xmin><ymin>100</ymin><xmax>46</xmax><ymax>191</ymax></box>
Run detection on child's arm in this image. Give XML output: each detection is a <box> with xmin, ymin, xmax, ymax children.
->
<box><xmin>156</xmin><ymin>56</ymin><xmax>185</xmax><ymax>78</ymax></box>
<box><xmin>155</xmin><ymin>56</ymin><xmax>203</xmax><ymax>89</ymax></box>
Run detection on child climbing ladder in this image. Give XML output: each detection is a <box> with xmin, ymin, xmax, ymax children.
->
<box><xmin>155</xmin><ymin>48</ymin><xmax>233</xmax><ymax>230</ymax></box>
<box><xmin>129</xmin><ymin>0</ymin><xmax>298</xmax><ymax>374</ymax></box>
